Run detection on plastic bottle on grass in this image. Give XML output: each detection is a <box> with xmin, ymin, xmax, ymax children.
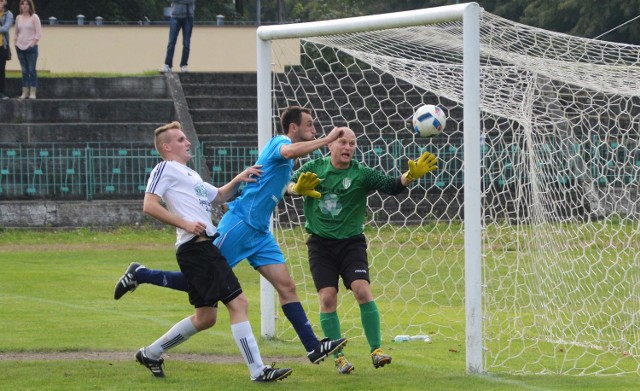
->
<box><xmin>393</xmin><ymin>334</ymin><xmax>431</xmax><ymax>343</ymax></box>
<box><xmin>411</xmin><ymin>335</ymin><xmax>432</xmax><ymax>343</ymax></box>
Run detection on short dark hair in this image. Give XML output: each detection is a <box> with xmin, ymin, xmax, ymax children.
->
<box><xmin>279</xmin><ymin>106</ymin><xmax>312</xmax><ymax>135</ymax></box>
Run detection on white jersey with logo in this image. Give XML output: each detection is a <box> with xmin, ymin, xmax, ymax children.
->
<box><xmin>146</xmin><ymin>160</ymin><xmax>219</xmax><ymax>248</ymax></box>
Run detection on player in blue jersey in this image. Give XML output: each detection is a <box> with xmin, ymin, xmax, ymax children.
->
<box><xmin>116</xmin><ymin>107</ymin><xmax>347</xmax><ymax>364</ymax></box>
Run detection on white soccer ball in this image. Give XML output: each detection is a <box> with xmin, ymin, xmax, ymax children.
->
<box><xmin>412</xmin><ymin>104</ymin><xmax>447</xmax><ymax>138</ymax></box>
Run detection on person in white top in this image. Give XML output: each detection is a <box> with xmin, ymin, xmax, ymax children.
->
<box><xmin>13</xmin><ymin>0</ymin><xmax>41</xmax><ymax>99</ymax></box>
<box><xmin>136</xmin><ymin>121</ymin><xmax>292</xmax><ymax>382</ymax></box>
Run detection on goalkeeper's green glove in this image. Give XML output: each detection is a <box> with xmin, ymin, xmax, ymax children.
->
<box><xmin>292</xmin><ymin>172</ymin><xmax>321</xmax><ymax>198</ymax></box>
<box><xmin>405</xmin><ymin>151</ymin><xmax>438</xmax><ymax>182</ymax></box>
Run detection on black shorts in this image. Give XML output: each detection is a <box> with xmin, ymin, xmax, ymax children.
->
<box><xmin>307</xmin><ymin>233</ymin><xmax>369</xmax><ymax>292</ymax></box>
<box><xmin>176</xmin><ymin>237</ymin><xmax>242</xmax><ymax>308</ymax></box>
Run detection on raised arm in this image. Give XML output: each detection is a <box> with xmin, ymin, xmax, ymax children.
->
<box><xmin>280</xmin><ymin>127</ymin><xmax>344</xmax><ymax>160</ymax></box>
<box><xmin>401</xmin><ymin>151</ymin><xmax>438</xmax><ymax>186</ymax></box>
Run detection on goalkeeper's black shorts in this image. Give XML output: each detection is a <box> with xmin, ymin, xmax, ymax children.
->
<box><xmin>176</xmin><ymin>237</ymin><xmax>242</xmax><ymax>308</ymax></box>
<box><xmin>307</xmin><ymin>233</ymin><xmax>370</xmax><ymax>292</ymax></box>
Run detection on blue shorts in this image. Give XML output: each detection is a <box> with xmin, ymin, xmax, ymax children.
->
<box><xmin>215</xmin><ymin>212</ymin><xmax>285</xmax><ymax>269</ymax></box>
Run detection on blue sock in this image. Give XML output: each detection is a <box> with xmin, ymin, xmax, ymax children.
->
<box><xmin>281</xmin><ymin>302</ymin><xmax>319</xmax><ymax>352</ymax></box>
<box><xmin>136</xmin><ymin>268</ymin><xmax>189</xmax><ymax>292</ymax></box>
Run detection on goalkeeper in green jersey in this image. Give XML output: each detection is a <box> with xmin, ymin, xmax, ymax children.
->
<box><xmin>286</xmin><ymin>127</ymin><xmax>437</xmax><ymax>374</ymax></box>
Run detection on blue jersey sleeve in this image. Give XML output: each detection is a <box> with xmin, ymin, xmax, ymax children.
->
<box><xmin>227</xmin><ymin>136</ymin><xmax>293</xmax><ymax>231</ymax></box>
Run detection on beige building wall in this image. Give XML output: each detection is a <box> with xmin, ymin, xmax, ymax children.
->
<box><xmin>7</xmin><ymin>25</ymin><xmax>300</xmax><ymax>74</ymax></box>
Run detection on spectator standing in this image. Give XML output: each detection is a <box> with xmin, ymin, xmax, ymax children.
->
<box><xmin>14</xmin><ymin>0</ymin><xmax>40</xmax><ymax>99</ymax></box>
<box><xmin>0</xmin><ymin>0</ymin><xmax>14</xmax><ymax>100</ymax></box>
<box><xmin>160</xmin><ymin>0</ymin><xmax>194</xmax><ymax>73</ymax></box>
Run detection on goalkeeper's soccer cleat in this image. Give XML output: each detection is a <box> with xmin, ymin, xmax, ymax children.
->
<box><xmin>371</xmin><ymin>348</ymin><xmax>392</xmax><ymax>368</ymax></box>
<box><xmin>113</xmin><ymin>262</ymin><xmax>144</xmax><ymax>300</ymax></box>
<box><xmin>334</xmin><ymin>353</ymin><xmax>354</xmax><ymax>374</ymax></box>
<box><xmin>307</xmin><ymin>337</ymin><xmax>348</xmax><ymax>364</ymax></box>
<box><xmin>135</xmin><ymin>348</ymin><xmax>165</xmax><ymax>378</ymax></box>
<box><xmin>251</xmin><ymin>363</ymin><xmax>293</xmax><ymax>382</ymax></box>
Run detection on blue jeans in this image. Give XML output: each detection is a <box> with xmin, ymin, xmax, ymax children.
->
<box><xmin>16</xmin><ymin>45</ymin><xmax>38</xmax><ymax>88</ymax></box>
<box><xmin>163</xmin><ymin>16</ymin><xmax>193</xmax><ymax>68</ymax></box>
<box><xmin>0</xmin><ymin>46</ymin><xmax>7</xmax><ymax>94</ymax></box>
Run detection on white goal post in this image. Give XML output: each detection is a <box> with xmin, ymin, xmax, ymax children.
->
<box><xmin>255</xmin><ymin>1</ymin><xmax>639</xmax><ymax>377</ymax></box>
<box><xmin>256</xmin><ymin>2</ymin><xmax>483</xmax><ymax>374</ymax></box>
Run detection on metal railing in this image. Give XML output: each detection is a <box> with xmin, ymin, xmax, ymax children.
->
<box><xmin>1</xmin><ymin>140</ymin><xmax>638</xmax><ymax>201</ymax></box>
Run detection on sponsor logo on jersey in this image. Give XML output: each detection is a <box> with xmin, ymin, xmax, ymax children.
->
<box><xmin>194</xmin><ymin>183</ymin><xmax>207</xmax><ymax>198</ymax></box>
<box><xmin>320</xmin><ymin>193</ymin><xmax>342</xmax><ymax>217</ymax></box>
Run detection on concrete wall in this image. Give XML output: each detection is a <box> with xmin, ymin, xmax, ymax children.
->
<box><xmin>6</xmin><ymin>25</ymin><xmax>300</xmax><ymax>74</ymax></box>
<box><xmin>0</xmin><ymin>200</ymin><xmax>154</xmax><ymax>228</ymax></box>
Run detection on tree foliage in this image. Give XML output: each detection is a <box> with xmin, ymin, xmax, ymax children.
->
<box><xmin>9</xmin><ymin>0</ymin><xmax>640</xmax><ymax>44</ymax></box>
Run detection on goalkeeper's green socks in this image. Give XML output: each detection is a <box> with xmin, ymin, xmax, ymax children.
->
<box><xmin>320</xmin><ymin>311</ymin><xmax>342</xmax><ymax>358</ymax></box>
<box><xmin>360</xmin><ymin>300</ymin><xmax>382</xmax><ymax>353</ymax></box>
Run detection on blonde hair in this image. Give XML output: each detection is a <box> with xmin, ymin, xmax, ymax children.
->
<box><xmin>154</xmin><ymin>121</ymin><xmax>182</xmax><ymax>155</ymax></box>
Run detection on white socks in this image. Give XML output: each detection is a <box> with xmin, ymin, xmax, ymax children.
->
<box><xmin>143</xmin><ymin>317</ymin><xmax>266</xmax><ymax>378</ymax></box>
<box><xmin>232</xmin><ymin>321</ymin><xmax>265</xmax><ymax>378</ymax></box>
<box><xmin>146</xmin><ymin>316</ymin><xmax>198</xmax><ymax>359</ymax></box>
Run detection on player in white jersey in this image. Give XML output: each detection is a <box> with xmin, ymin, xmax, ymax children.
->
<box><xmin>134</xmin><ymin>121</ymin><xmax>291</xmax><ymax>382</ymax></box>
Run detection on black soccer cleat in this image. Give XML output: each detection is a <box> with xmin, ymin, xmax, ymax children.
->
<box><xmin>113</xmin><ymin>262</ymin><xmax>143</xmax><ymax>300</ymax></box>
<box><xmin>307</xmin><ymin>337</ymin><xmax>348</xmax><ymax>364</ymax></box>
<box><xmin>251</xmin><ymin>363</ymin><xmax>292</xmax><ymax>382</ymax></box>
<box><xmin>135</xmin><ymin>348</ymin><xmax>165</xmax><ymax>378</ymax></box>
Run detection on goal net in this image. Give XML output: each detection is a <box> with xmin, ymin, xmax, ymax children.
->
<box><xmin>257</xmin><ymin>4</ymin><xmax>639</xmax><ymax>376</ymax></box>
